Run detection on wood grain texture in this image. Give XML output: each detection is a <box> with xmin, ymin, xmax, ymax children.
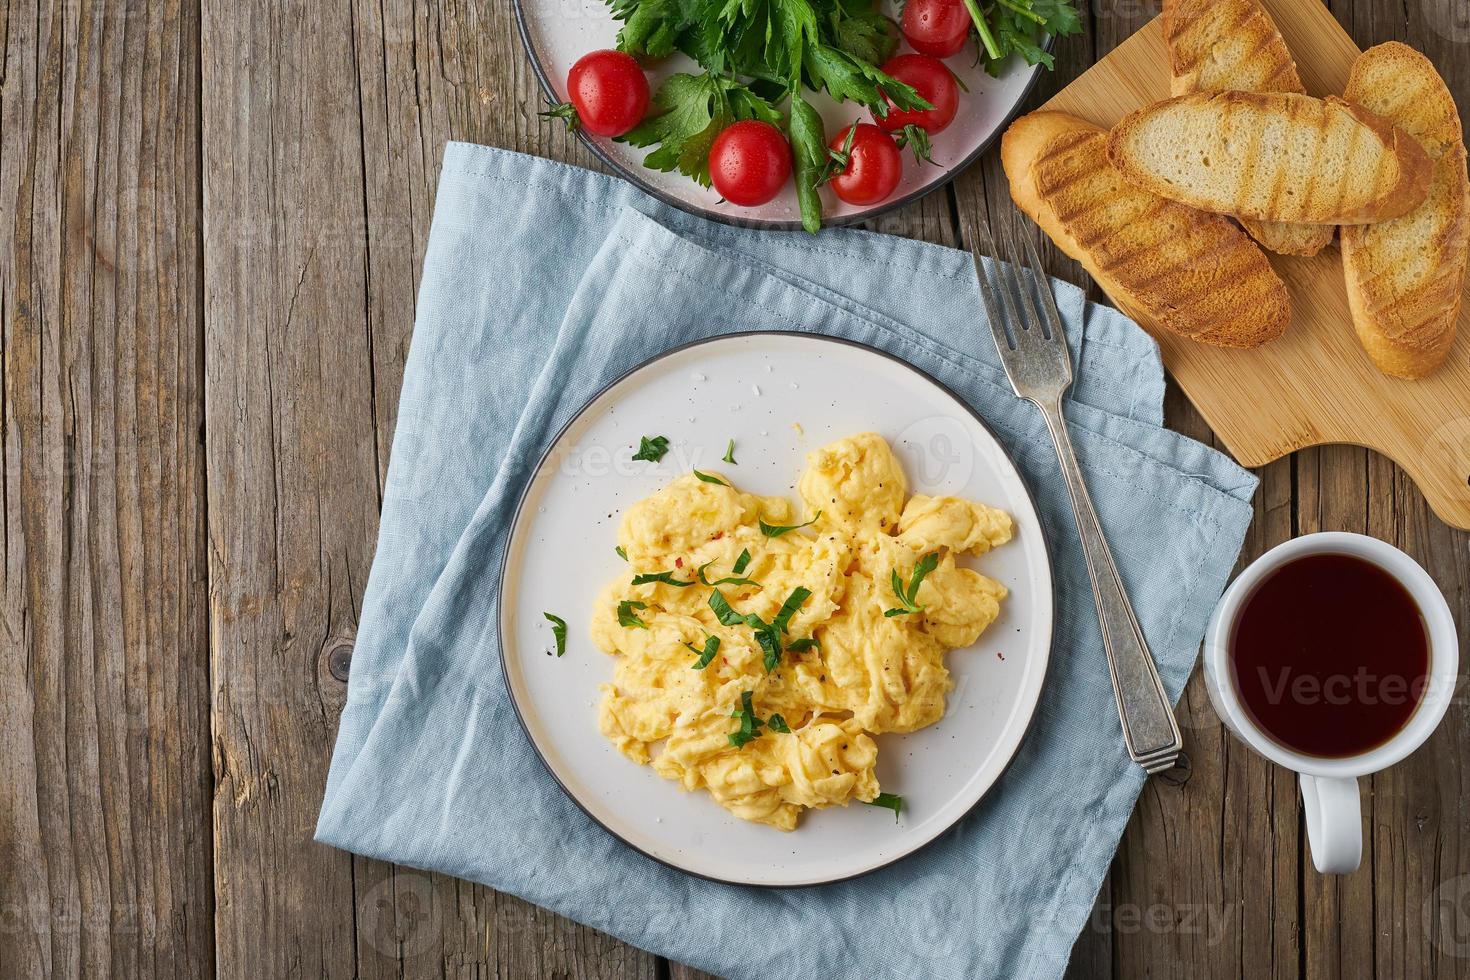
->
<box><xmin>4</xmin><ymin>0</ymin><xmax>1469</xmax><ymax>978</ymax></box>
<box><xmin>0</xmin><ymin>1</ymin><xmax>212</xmax><ymax>978</ymax></box>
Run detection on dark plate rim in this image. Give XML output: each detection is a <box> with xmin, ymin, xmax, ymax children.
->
<box><xmin>510</xmin><ymin>2</ymin><xmax>1055</xmax><ymax>232</ymax></box>
<box><xmin>494</xmin><ymin>330</ymin><xmax>1058</xmax><ymax>889</ymax></box>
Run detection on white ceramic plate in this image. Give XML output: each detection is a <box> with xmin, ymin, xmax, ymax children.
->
<box><xmin>513</xmin><ymin>1</ymin><xmax>1046</xmax><ymax>229</ymax></box>
<box><xmin>498</xmin><ymin>333</ymin><xmax>1053</xmax><ymax>886</ymax></box>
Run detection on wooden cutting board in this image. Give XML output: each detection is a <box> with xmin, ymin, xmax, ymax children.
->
<box><xmin>1038</xmin><ymin>0</ymin><xmax>1470</xmax><ymax>529</ymax></box>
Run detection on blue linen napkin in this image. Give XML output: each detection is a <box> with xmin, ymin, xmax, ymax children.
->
<box><xmin>316</xmin><ymin>142</ymin><xmax>1258</xmax><ymax>979</ymax></box>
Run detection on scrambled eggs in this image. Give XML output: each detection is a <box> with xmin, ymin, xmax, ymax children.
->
<box><xmin>591</xmin><ymin>433</ymin><xmax>1014</xmax><ymax>830</ymax></box>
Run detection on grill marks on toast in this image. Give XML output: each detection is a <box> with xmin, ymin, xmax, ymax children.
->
<box><xmin>1161</xmin><ymin>0</ymin><xmax>1333</xmax><ymax>255</ymax></box>
<box><xmin>1032</xmin><ymin>129</ymin><xmax>1289</xmax><ymax>347</ymax></box>
<box><xmin>1340</xmin><ymin>42</ymin><xmax>1468</xmax><ymax>378</ymax></box>
<box><xmin>1108</xmin><ymin>92</ymin><xmax>1433</xmax><ymax>225</ymax></box>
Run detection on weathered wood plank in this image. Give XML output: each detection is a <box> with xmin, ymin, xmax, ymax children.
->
<box><xmin>200</xmin><ymin>0</ymin><xmax>385</xmax><ymax>974</ymax></box>
<box><xmin>0</xmin><ymin>0</ymin><xmax>211</xmax><ymax>978</ymax></box>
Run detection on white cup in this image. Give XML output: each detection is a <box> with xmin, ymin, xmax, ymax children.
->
<box><xmin>1203</xmin><ymin>532</ymin><xmax>1459</xmax><ymax>874</ymax></box>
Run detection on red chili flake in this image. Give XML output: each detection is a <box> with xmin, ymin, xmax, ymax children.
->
<box><xmin>675</xmin><ymin>557</ymin><xmax>683</xmax><ymax>568</ymax></box>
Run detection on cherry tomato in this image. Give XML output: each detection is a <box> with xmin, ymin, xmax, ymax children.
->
<box><xmin>875</xmin><ymin>54</ymin><xmax>960</xmax><ymax>134</ymax></box>
<box><xmin>709</xmin><ymin>120</ymin><xmax>793</xmax><ymax>207</ymax></box>
<box><xmin>827</xmin><ymin>124</ymin><xmax>904</xmax><ymax>206</ymax></box>
<box><xmin>901</xmin><ymin>0</ymin><xmax>973</xmax><ymax>58</ymax></box>
<box><xmin>566</xmin><ymin>50</ymin><xmax>649</xmax><ymax>137</ymax></box>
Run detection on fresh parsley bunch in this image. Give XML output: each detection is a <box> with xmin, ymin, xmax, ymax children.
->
<box><xmin>607</xmin><ymin>0</ymin><xmax>932</xmax><ymax>232</ymax></box>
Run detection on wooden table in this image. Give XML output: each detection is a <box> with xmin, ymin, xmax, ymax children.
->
<box><xmin>3</xmin><ymin>1</ymin><xmax>1467</xmax><ymax>977</ymax></box>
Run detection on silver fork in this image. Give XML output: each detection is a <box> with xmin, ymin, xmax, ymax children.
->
<box><xmin>971</xmin><ymin>220</ymin><xmax>1183</xmax><ymax>776</ymax></box>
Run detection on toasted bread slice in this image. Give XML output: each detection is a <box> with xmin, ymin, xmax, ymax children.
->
<box><xmin>1002</xmin><ymin>111</ymin><xmax>1290</xmax><ymax>349</ymax></box>
<box><xmin>1107</xmin><ymin>91</ymin><xmax>1433</xmax><ymax>225</ymax></box>
<box><xmin>1162</xmin><ymin>0</ymin><xmax>1334</xmax><ymax>256</ymax></box>
<box><xmin>1341</xmin><ymin>43</ymin><xmax>1468</xmax><ymax>378</ymax></box>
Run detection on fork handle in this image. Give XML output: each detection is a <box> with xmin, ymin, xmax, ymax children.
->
<box><xmin>1036</xmin><ymin>397</ymin><xmax>1183</xmax><ymax>774</ymax></box>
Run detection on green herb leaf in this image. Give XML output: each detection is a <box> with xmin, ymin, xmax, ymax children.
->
<box><xmin>830</xmin><ymin>6</ymin><xmax>900</xmax><ymax>66</ymax></box>
<box><xmin>789</xmin><ymin>95</ymin><xmax>828</xmax><ymax>234</ymax></box>
<box><xmin>884</xmin><ymin>552</ymin><xmax>940</xmax><ymax>617</ymax></box>
<box><xmin>631</xmin><ymin>570</ymin><xmax>695</xmax><ymax>588</ymax></box>
<box><xmin>755</xmin><ymin>627</ymin><xmax>783</xmax><ymax>673</ymax></box>
<box><xmin>632</xmin><ymin>435</ymin><xmax>670</xmax><ymax>462</ymax></box>
<box><xmin>804</xmin><ymin>44</ymin><xmax>931</xmax><ymax>117</ymax></box>
<box><xmin>759</xmin><ymin>511</ymin><xmax>821</xmax><ymax>537</ymax></box>
<box><xmin>683</xmin><ymin>634</ymin><xmax>721</xmax><ymax>669</ymax></box>
<box><xmin>618</xmin><ymin>73</ymin><xmax>782</xmax><ymax>187</ymax></box>
<box><xmin>708</xmin><ymin>589</ymin><xmax>747</xmax><ymax>627</ymax></box>
<box><xmin>615</xmin><ymin>545</ymin><xmax>628</xmax><ymax>561</ymax></box>
<box><xmin>864</xmin><ymin>791</ymin><xmax>903</xmax><ymax>820</ymax></box>
<box><xmin>693</xmin><ymin>469</ymin><xmax>728</xmax><ymax>486</ymax></box>
<box><xmin>697</xmin><ymin>560</ymin><xmax>761</xmax><ymax>589</ymax></box>
<box><xmin>543</xmin><ymin>612</ymin><xmax>567</xmax><ymax>656</ymax></box>
<box><xmin>771</xmin><ymin>587</ymin><xmax>813</xmax><ymax>633</ymax></box>
<box><xmin>767</xmin><ymin>713</ymin><xmax>791</xmax><ymax>734</ymax></box>
<box><xmin>733</xmin><ymin>549</ymin><xmax>752</xmax><ymax>575</ymax></box>
<box><xmin>728</xmin><ymin>690</ymin><xmax>765</xmax><ymax>749</ymax></box>
<box><xmin>723</xmin><ymin>439</ymin><xmax>737</xmax><ymax>464</ymax></box>
<box><xmin>617</xmin><ymin>600</ymin><xmax>650</xmax><ymax>629</ymax></box>
<box><xmin>785</xmin><ymin>637</ymin><xmax>819</xmax><ymax>653</ymax></box>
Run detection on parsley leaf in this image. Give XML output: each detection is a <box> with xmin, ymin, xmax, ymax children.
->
<box><xmin>683</xmin><ymin>634</ymin><xmax>721</xmax><ymax>669</ymax></box>
<box><xmin>708</xmin><ymin>589</ymin><xmax>747</xmax><ymax>627</ymax></box>
<box><xmin>772</xmin><ymin>586</ymin><xmax>813</xmax><ymax>633</ymax></box>
<box><xmin>884</xmin><ymin>552</ymin><xmax>940</xmax><ymax>617</ymax></box>
<box><xmin>864</xmin><ymin>792</ymin><xmax>903</xmax><ymax>820</ymax></box>
<box><xmin>789</xmin><ymin>94</ymin><xmax>828</xmax><ymax>234</ymax></box>
<box><xmin>615</xmin><ymin>545</ymin><xmax>628</xmax><ymax>561</ymax></box>
<box><xmin>728</xmin><ymin>690</ymin><xmax>765</xmax><ymax>748</ymax></box>
<box><xmin>767</xmin><ymin>713</ymin><xmax>792</xmax><ymax>734</ymax></box>
<box><xmin>759</xmin><ymin>511</ymin><xmax>821</xmax><ymax>537</ymax></box>
<box><xmin>723</xmin><ymin>439</ymin><xmax>737</xmax><ymax>464</ymax></box>
<box><xmin>617</xmin><ymin>600</ymin><xmax>650</xmax><ymax>629</ymax></box>
<box><xmin>632</xmin><ymin>435</ymin><xmax>670</xmax><ymax>462</ymax></box>
<box><xmin>543</xmin><ymin>612</ymin><xmax>567</xmax><ymax>657</ymax></box>
<box><xmin>733</xmin><ymin>548</ymin><xmax>752</xmax><ymax>574</ymax></box>
<box><xmin>693</xmin><ymin>469</ymin><xmax>728</xmax><ymax>486</ymax></box>
<box><xmin>804</xmin><ymin>45</ymin><xmax>931</xmax><ymax>118</ymax></box>
<box><xmin>785</xmin><ymin>637</ymin><xmax>820</xmax><ymax>653</ymax></box>
<box><xmin>697</xmin><ymin>559</ymin><xmax>761</xmax><ymax>589</ymax></box>
<box><xmin>631</xmin><ymin>570</ymin><xmax>695</xmax><ymax>588</ymax></box>
<box><xmin>618</xmin><ymin>73</ymin><xmax>781</xmax><ymax>187</ymax></box>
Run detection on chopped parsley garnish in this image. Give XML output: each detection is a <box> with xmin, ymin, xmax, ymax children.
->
<box><xmin>683</xmin><ymin>634</ymin><xmax>721</xmax><ymax>669</ymax></box>
<box><xmin>543</xmin><ymin>612</ymin><xmax>567</xmax><ymax>657</ymax></box>
<box><xmin>697</xmin><ymin>553</ymin><xmax>761</xmax><ymax>589</ymax></box>
<box><xmin>723</xmin><ymin>439</ymin><xmax>737</xmax><ymax>464</ymax></box>
<box><xmin>693</xmin><ymin>469</ymin><xmax>728</xmax><ymax>486</ymax></box>
<box><xmin>786</xmin><ymin>637</ymin><xmax>820</xmax><ymax>653</ymax></box>
<box><xmin>728</xmin><ymin>691</ymin><xmax>765</xmax><ymax>749</ymax></box>
<box><xmin>759</xmin><ymin>511</ymin><xmax>822</xmax><ymax>537</ymax></box>
<box><xmin>617</xmin><ymin>600</ymin><xmax>650</xmax><ymax>629</ymax></box>
<box><xmin>884</xmin><ymin>552</ymin><xmax>940</xmax><ymax>617</ymax></box>
<box><xmin>772</xmin><ymin>587</ymin><xmax>813</xmax><ymax>633</ymax></box>
<box><xmin>632</xmin><ymin>435</ymin><xmax>670</xmax><ymax>462</ymax></box>
<box><xmin>615</xmin><ymin>545</ymin><xmax>628</xmax><ymax>561</ymax></box>
<box><xmin>708</xmin><ymin>589</ymin><xmax>747</xmax><ymax>627</ymax></box>
<box><xmin>709</xmin><ymin>587</ymin><xmax>809</xmax><ymax>671</ymax></box>
<box><xmin>767</xmin><ymin>713</ymin><xmax>791</xmax><ymax>734</ymax></box>
<box><xmin>631</xmin><ymin>570</ymin><xmax>695</xmax><ymax>588</ymax></box>
<box><xmin>864</xmin><ymin>792</ymin><xmax>903</xmax><ymax>820</ymax></box>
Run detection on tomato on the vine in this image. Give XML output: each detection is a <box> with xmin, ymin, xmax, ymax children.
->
<box><xmin>826</xmin><ymin>124</ymin><xmax>903</xmax><ymax>206</ymax></box>
<box><xmin>875</xmin><ymin>54</ymin><xmax>961</xmax><ymax>134</ymax></box>
<box><xmin>709</xmin><ymin>120</ymin><xmax>793</xmax><ymax>207</ymax></box>
<box><xmin>563</xmin><ymin>50</ymin><xmax>649</xmax><ymax>137</ymax></box>
<box><xmin>900</xmin><ymin>0</ymin><xmax>972</xmax><ymax>58</ymax></box>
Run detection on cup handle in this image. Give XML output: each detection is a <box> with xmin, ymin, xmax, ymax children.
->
<box><xmin>1299</xmin><ymin>774</ymin><xmax>1362</xmax><ymax>874</ymax></box>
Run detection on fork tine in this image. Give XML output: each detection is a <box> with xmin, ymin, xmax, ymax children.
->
<box><xmin>998</xmin><ymin>222</ymin><xmax>1045</xmax><ymax>344</ymax></box>
<box><xmin>992</xmin><ymin>223</ymin><xmax>1041</xmax><ymax>351</ymax></box>
<box><xmin>969</xmin><ymin>221</ymin><xmax>1017</xmax><ymax>351</ymax></box>
<box><xmin>1017</xmin><ymin>228</ymin><xmax>1069</xmax><ymax>344</ymax></box>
